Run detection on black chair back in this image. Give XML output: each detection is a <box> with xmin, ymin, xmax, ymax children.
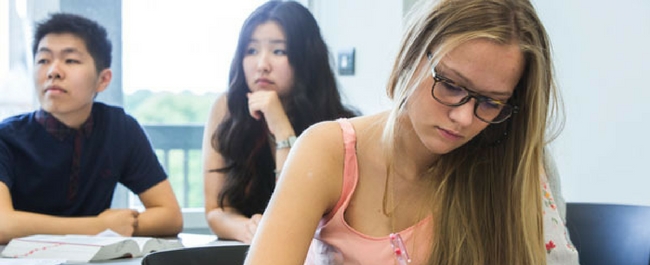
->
<box><xmin>142</xmin><ymin>245</ymin><xmax>249</xmax><ymax>265</ymax></box>
<box><xmin>566</xmin><ymin>202</ymin><xmax>650</xmax><ymax>265</ymax></box>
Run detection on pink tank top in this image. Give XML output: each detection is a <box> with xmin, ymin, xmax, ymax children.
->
<box><xmin>304</xmin><ymin>119</ymin><xmax>433</xmax><ymax>265</ymax></box>
<box><xmin>303</xmin><ymin>119</ymin><xmax>579</xmax><ymax>264</ymax></box>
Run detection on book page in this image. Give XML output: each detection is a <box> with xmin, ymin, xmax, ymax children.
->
<box><xmin>67</xmin><ymin>235</ymin><xmax>130</xmax><ymax>246</ymax></box>
<box><xmin>0</xmin><ymin>258</ymin><xmax>65</xmax><ymax>265</ymax></box>
<box><xmin>91</xmin><ymin>240</ymin><xmax>140</xmax><ymax>261</ymax></box>
<box><xmin>1</xmin><ymin>236</ymin><xmax>102</xmax><ymax>262</ymax></box>
<box><xmin>1</xmin><ymin>235</ymin><xmax>134</xmax><ymax>262</ymax></box>
<box><xmin>1</xmin><ymin>234</ymin><xmax>184</xmax><ymax>262</ymax></box>
<box><xmin>95</xmin><ymin>229</ymin><xmax>183</xmax><ymax>254</ymax></box>
<box><xmin>130</xmin><ymin>237</ymin><xmax>154</xmax><ymax>251</ymax></box>
<box><xmin>139</xmin><ymin>238</ymin><xmax>183</xmax><ymax>254</ymax></box>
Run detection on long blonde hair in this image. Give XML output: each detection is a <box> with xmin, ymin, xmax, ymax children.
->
<box><xmin>383</xmin><ymin>0</ymin><xmax>557</xmax><ymax>264</ymax></box>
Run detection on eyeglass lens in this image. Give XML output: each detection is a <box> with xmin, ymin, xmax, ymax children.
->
<box><xmin>432</xmin><ymin>79</ymin><xmax>512</xmax><ymax>123</ymax></box>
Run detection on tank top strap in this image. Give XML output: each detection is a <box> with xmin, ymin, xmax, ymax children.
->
<box><xmin>324</xmin><ymin>118</ymin><xmax>359</xmax><ymax>221</ymax></box>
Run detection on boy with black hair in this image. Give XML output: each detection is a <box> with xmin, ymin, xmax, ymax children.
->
<box><xmin>0</xmin><ymin>13</ymin><xmax>182</xmax><ymax>244</ymax></box>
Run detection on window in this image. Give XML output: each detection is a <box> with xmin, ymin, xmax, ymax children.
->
<box><xmin>0</xmin><ymin>0</ymin><xmax>38</xmax><ymax>121</ymax></box>
<box><xmin>122</xmin><ymin>0</ymin><xmax>267</xmax><ymax>231</ymax></box>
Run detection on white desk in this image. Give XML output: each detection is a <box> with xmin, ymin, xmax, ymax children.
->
<box><xmin>0</xmin><ymin>233</ymin><xmax>245</xmax><ymax>265</ymax></box>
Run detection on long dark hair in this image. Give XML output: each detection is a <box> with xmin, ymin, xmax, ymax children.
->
<box><xmin>212</xmin><ymin>1</ymin><xmax>357</xmax><ymax>217</ymax></box>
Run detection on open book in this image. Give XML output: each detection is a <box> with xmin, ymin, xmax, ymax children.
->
<box><xmin>0</xmin><ymin>234</ymin><xmax>184</xmax><ymax>263</ymax></box>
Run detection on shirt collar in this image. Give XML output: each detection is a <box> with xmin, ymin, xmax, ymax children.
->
<box><xmin>35</xmin><ymin>109</ymin><xmax>94</xmax><ymax>141</ymax></box>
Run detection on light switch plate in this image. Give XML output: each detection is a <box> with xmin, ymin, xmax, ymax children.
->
<box><xmin>337</xmin><ymin>48</ymin><xmax>355</xmax><ymax>76</ymax></box>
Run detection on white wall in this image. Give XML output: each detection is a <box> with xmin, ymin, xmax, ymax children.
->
<box><xmin>311</xmin><ymin>0</ymin><xmax>402</xmax><ymax>115</ymax></box>
<box><xmin>534</xmin><ymin>1</ymin><xmax>650</xmax><ymax>206</ymax></box>
<box><xmin>314</xmin><ymin>0</ymin><xmax>650</xmax><ymax>206</ymax></box>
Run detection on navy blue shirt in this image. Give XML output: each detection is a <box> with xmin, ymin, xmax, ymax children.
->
<box><xmin>0</xmin><ymin>102</ymin><xmax>167</xmax><ymax>216</ymax></box>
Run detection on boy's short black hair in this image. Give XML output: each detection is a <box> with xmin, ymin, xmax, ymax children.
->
<box><xmin>32</xmin><ymin>13</ymin><xmax>112</xmax><ymax>72</ymax></box>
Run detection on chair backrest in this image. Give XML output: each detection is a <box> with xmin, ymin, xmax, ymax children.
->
<box><xmin>566</xmin><ymin>202</ymin><xmax>650</xmax><ymax>265</ymax></box>
<box><xmin>141</xmin><ymin>245</ymin><xmax>249</xmax><ymax>265</ymax></box>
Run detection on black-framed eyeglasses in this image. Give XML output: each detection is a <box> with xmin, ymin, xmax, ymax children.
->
<box><xmin>427</xmin><ymin>53</ymin><xmax>517</xmax><ymax>124</ymax></box>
